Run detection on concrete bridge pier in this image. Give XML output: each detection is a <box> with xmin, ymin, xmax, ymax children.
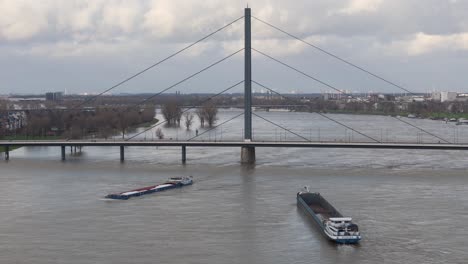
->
<box><xmin>4</xmin><ymin>146</ymin><xmax>9</xmax><ymax>161</ymax></box>
<box><xmin>120</xmin><ymin>146</ymin><xmax>125</xmax><ymax>162</ymax></box>
<box><xmin>182</xmin><ymin>146</ymin><xmax>186</xmax><ymax>164</ymax></box>
<box><xmin>61</xmin><ymin>146</ymin><xmax>66</xmax><ymax>161</ymax></box>
<box><xmin>241</xmin><ymin>146</ymin><xmax>255</xmax><ymax>164</ymax></box>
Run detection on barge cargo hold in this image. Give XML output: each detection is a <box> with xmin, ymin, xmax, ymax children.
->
<box><xmin>297</xmin><ymin>189</ymin><xmax>361</xmax><ymax>244</ymax></box>
<box><xmin>105</xmin><ymin>177</ymin><xmax>193</xmax><ymax>200</ymax></box>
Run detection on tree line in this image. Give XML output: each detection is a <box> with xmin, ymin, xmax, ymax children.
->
<box><xmin>161</xmin><ymin>100</ymin><xmax>218</xmax><ymax>129</ymax></box>
<box><xmin>1</xmin><ymin>106</ymin><xmax>156</xmax><ymax>139</ymax></box>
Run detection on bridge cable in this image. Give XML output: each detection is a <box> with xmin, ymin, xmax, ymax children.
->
<box><xmin>251</xmin><ymin>112</ymin><xmax>311</xmax><ymax>142</ymax></box>
<box><xmin>188</xmin><ymin>112</ymin><xmax>245</xmax><ymax>141</ymax></box>
<box><xmin>128</xmin><ymin>48</ymin><xmax>244</xmax><ymax>110</ymax></box>
<box><xmin>252</xmin><ymin>49</ymin><xmax>451</xmax><ymax>143</ymax></box>
<box><xmin>252</xmin><ymin>80</ymin><xmax>381</xmax><ymax>143</ymax></box>
<box><xmin>72</xmin><ymin>16</ymin><xmax>244</xmax><ymax>110</ymax></box>
<box><xmin>392</xmin><ymin>116</ymin><xmax>451</xmax><ymax>143</ymax></box>
<box><xmin>118</xmin><ymin>48</ymin><xmax>242</xmax><ymax>140</ymax></box>
<box><xmin>126</xmin><ymin>80</ymin><xmax>244</xmax><ymax>141</ymax></box>
<box><xmin>251</xmin><ymin>16</ymin><xmax>416</xmax><ymax>96</ymax></box>
<box><xmin>252</xmin><ymin>48</ymin><xmax>353</xmax><ymax>97</ymax></box>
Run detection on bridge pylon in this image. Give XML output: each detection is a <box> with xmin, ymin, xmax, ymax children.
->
<box><xmin>241</xmin><ymin>7</ymin><xmax>256</xmax><ymax>164</ymax></box>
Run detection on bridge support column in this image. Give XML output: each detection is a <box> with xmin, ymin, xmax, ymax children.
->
<box><xmin>120</xmin><ymin>146</ymin><xmax>124</xmax><ymax>162</ymax></box>
<box><xmin>182</xmin><ymin>146</ymin><xmax>186</xmax><ymax>164</ymax></box>
<box><xmin>4</xmin><ymin>146</ymin><xmax>9</xmax><ymax>161</ymax></box>
<box><xmin>240</xmin><ymin>8</ymin><xmax>255</xmax><ymax>165</ymax></box>
<box><xmin>241</xmin><ymin>146</ymin><xmax>255</xmax><ymax>164</ymax></box>
<box><xmin>61</xmin><ymin>146</ymin><xmax>66</xmax><ymax>161</ymax></box>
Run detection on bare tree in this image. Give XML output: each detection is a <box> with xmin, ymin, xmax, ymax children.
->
<box><xmin>140</xmin><ymin>105</ymin><xmax>156</xmax><ymax>123</ymax></box>
<box><xmin>202</xmin><ymin>103</ymin><xmax>218</xmax><ymax>127</ymax></box>
<box><xmin>0</xmin><ymin>100</ymin><xmax>7</xmax><ymax>138</ymax></box>
<box><xmin>184</xmin><ymin>112</ymin><xmax>194</xmax><ymax>130</ymax></box>
<box><xmin>0</xmin><ymin>100</ymin><xmax>8</xmax><ymax>111</ymax></box>
<box><xmin>98</xmin><ymin>126</ymin><xmax>113</xmax><ymax>139</ymax></box>
<box><xmin>162</xmin><ymin>101</ymin><xmax>182</xmax><ymax>126</ymax></box>
<box><xmin>196</xmin><ymin>108</ymin><xmax>205</xmax><ymax>127</ymax></box>
<box><xmin>68</xmin><ymin>124</ymin><xmax>82</xmax><ymax>139</ymax></box>
<box><xmin>116</xmin><ymin>112</ymin><xmax>130</xmax><ymax>139</ymax></box>
<box><xmin>155</xmin><ymin>128</ymin><xmax>164</xmax><ymax>139</ymax></box>
<box><xmin>24</xmin><ymin>112</ymin><xmax>51</xmax><ymax>137</ymax></box>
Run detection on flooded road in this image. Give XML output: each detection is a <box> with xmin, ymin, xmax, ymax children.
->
<box><xmin>1</xmin><ymin>112</ymin><xmax>467</xmax><ymax>263</ymax></box>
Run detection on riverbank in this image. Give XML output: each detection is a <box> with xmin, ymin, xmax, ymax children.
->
<box><xmin>319</xmin><ymin>109</ymin><xmax>407</xmax><ymax>117</ymax></box>
<box><xmin>0</xmin><ymin>120</ymin><xmax>159</xmax><ymax>153</ymax></box>
<box><xmin>310</xmin><ymin>109</ymin><xmax>468</xmax><ymax>122</ymax></box>
<box><xmin>134</xmin><ymin>118</ymin><xmax>159</xmax><ymax>128</ymax></box>
<box><xmin>0</xmin><ymin>136</ymin><xmax>61</xmax><ymax>153</ymax></box>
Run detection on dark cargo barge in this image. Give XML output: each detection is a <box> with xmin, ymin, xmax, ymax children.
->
<box><xmin>297</xmin><ymin>189</ymin><xmax>361</xmax><ymax>244</ymax></box>
<box><xmin>105</xmin><ymin>177</ymin><xmax>193</xmax><ymax>200</ymax></box>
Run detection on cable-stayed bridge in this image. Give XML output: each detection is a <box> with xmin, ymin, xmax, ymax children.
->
<box><xmin>0</xmin><ymin>8</ymin><xmax>463</xmax><ymax>163</ymax></box>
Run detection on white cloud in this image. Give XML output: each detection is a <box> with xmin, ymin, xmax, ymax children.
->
<box><xmin>102</xmin><ymin>1</ymin><xmax>141</xmax><ymax>33</ymax></box>
<box><xmin>143</xmin><ymin>1</ymin><xmax>176</xmax><ymax>38</ymax></box>
<box><xmin>1</xmin><ymin>0</ymin><xmax>468</xmax><ymax>60</ymax></box>
<box><xmin>2</xmin><ymin>0</ymin><xmax>468</xmax><ymax>93</ymax></box>
<box><xmin>377</xmin><ymin>32</ymin><xmax>468</xmax><ymax>56</ymax></box>
<box><xmin>0</xmin><ymin>0</ymin><xmax>51</xmax><ymax>40</ymax></box>
<box><xmin>15</xmin><ymin>39</ymin><xmax>146</xmax><ymax>58</ymax></box>
<box><xmin>338</xmin><ymin>0</ymin><xmax>383</xmax><ymax>14</ymax></box>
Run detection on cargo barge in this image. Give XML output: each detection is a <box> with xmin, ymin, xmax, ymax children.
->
<box><xmin>105</xmin><ymin>177</ymin><xmax>193</xmax><ymax>200</ymax></box>
<box><xmin>297</xmin><ymin>188</ymin><xmax>361</xmax><ymax>244</ymax></box>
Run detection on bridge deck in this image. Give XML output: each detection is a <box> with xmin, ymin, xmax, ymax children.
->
<box><xmin>1</xmin><ymin>140</ymin><xmax>468</xmax><ymax>150</ymax></box>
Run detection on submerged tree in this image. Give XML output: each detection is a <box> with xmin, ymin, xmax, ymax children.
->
<box><xmin>184</xmin><ymin>112</ymin><xmax>194</xmax><ymax>130</ymax></box>
<box><xmin>162</xmin><ymin>101</ymin><xmax>182</xmax><ymax>126</ymax></box>
<box><xmin>196</xmin><ymin>102</ymin><xmax>218</xmax><ymax>128</ymax></box>
<box><xmin>202</xmin><ymin>103</ymin><xmax>218</xmax><ymax>127</ymax></box>
<box><xmin>196</xmin><ymin>108</ymin><xmax>205</xmax><ymax>127</ymax></box>
<box><xmin>155</xmin><ymin>128</ymin><xmax>164</xmax><ymax>139</ymax></box>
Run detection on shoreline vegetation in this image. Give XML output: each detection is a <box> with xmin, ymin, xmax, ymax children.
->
<box><xmin>1</xmin><ymin>106</ymin><xmax>156</xmax><ymax>140</ymax></box>
<box><xmin>1</xmin><ymin>105</ymin><xmax>157</xmax><ymax>153</ymax></box>
<box><xmin>0</xmin><ymin>109</ymin><xmax>464</xmax><ymax>154</ymax></box>
<box><xmin>0</xmin><ymin>119</ymin><xmax>158</xmax><ymax>153</ymax></box>
<box><xmin>3</xmin><ymin>93</ymin><xmax>468</xmax><ymax>149</ymax></box>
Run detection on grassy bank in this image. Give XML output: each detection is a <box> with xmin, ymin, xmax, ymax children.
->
<box><xmin>427</xmin><ymin>112</ymin><xmax>468</xmax><ymax>120</ymax></box>
<box><xmin>0</xmin><ymin>135</ymin><xmax>61</xmax><ymax>153</ymax></box>
<box><xmin>135</xmin><ymin>118</ymin><xmax>159</xmax><ymax>128</ymax></box>
<box><xmin>0</xmin><ymin>146</ymin><xmax>20</xmax><ymax>153</ymax></box>
<box><xmin>2</xmin><ymin>135</ymin><xmax>62</xmax><ymax>140</ymax></box>
<box><xmin>112</xmin><ymin>118</ymin><xmax>159</xmax><ymax>138</ymax></box>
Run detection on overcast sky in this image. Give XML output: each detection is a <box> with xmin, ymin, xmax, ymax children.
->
<box><xmin>1</xmin><ymin>0</ymin><xmax>467</xmax><ymax>95</ymax></box>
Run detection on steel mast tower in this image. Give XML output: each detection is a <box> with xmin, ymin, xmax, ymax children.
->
<box><xmin>241</xmin><ymin>7</ymin><xmax>256</xmax><ymax>163</ymax></box>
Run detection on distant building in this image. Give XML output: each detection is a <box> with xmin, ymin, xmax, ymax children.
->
<box><xmin>456</xmin><ymin>93</ymin><xmax>468</xmax><ymax>101</ymax></box>
<box><xmin>0</xmin><ymin>111</ymin><xmax>26</xmax><ymax>131</ymax></box>
<box><xmin>431</xmin><ymin>92</ymin><xmax>441</xmax><ymax>101</ymax></box>
<box><xmin>45</xmin><ymin>92</ymin><xmax>63</xmax><ymax>101</ymax></box>
<box><xmin>398</xmin><ymin>95</ymin><xmax>426</xmax><ymax>103</ymax></box>
<box><xmin>322</xmin><ymin>92</ymin><xmax>344</xmax><ymax>101</ymax></box>
<box><xmin>440</xmin><ymin>92</ymin><xmax>457</xmax><ymax>102</ymax></box>
<box><xmin>411</xmin><ymin>96</ymin><xmax>425</xmax><ymax>102</ymax></box>
<box><xmin>431</xmin><ymin>91</ymin><xmax>468</xmax><ymax>102</ymax></box>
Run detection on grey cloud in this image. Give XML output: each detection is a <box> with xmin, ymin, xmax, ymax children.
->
<box><xmin>1</xmin><ymin>0</ymin><xmax>468</xmax><ymax>94</ymax></box>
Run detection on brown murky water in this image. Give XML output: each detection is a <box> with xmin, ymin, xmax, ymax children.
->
<box><xmin>1</xmin><ymin>112</ymin><xmax>467</xmax><ymax>263</ymax></box>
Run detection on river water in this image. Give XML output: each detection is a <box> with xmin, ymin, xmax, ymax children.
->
<box><xmin>1</xmin><ymin>111</ymin><xmax>468</xmax><ymax>263</ymax></box>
